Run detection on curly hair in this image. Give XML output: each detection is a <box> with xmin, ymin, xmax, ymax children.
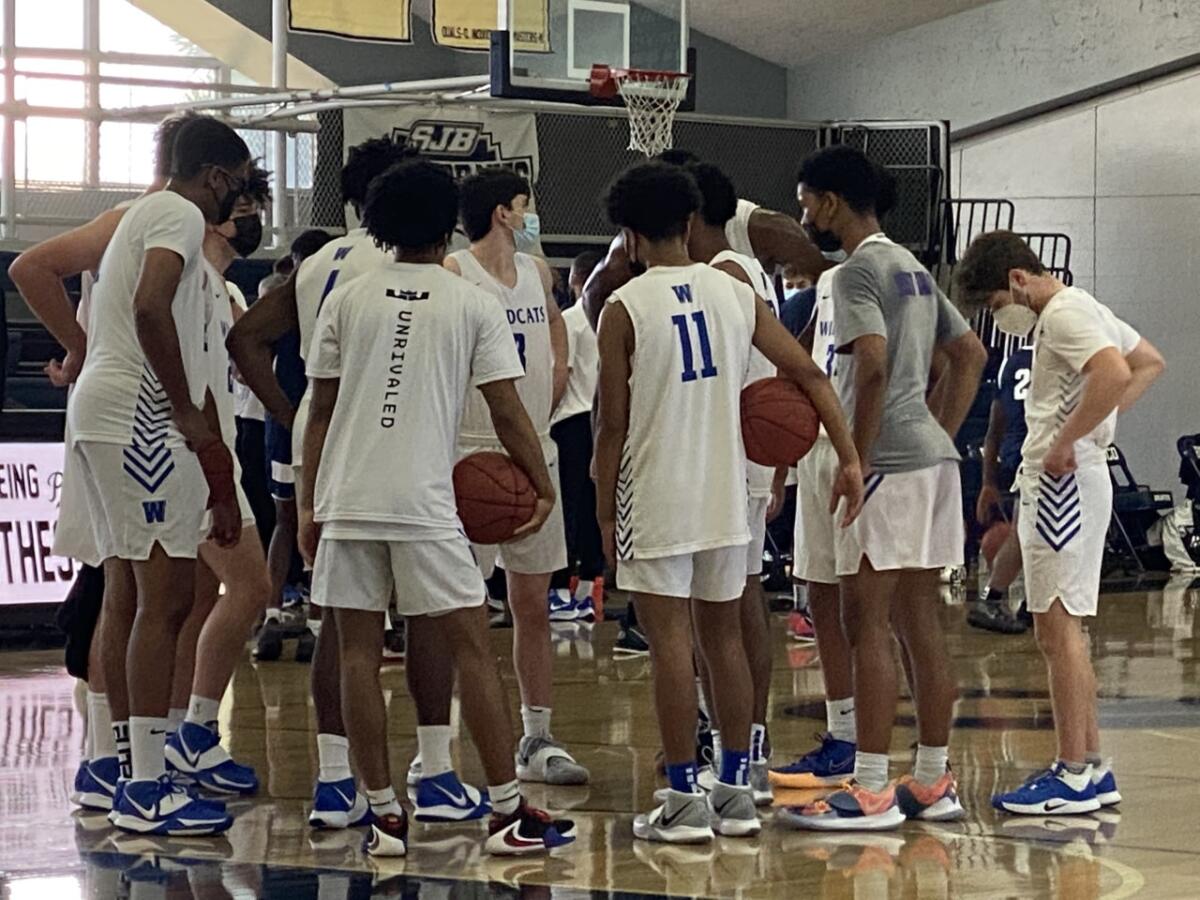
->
<box><xmin>363</xmin><ymin>160</ymin><xmax>459</xmax><ymax>252</ymax></box>
<box><xmin>604</xmin><ymin>162</ymin><xmax>701</xmax><ymax>241</ymax></box>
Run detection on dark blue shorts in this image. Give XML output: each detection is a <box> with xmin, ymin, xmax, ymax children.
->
<box><xmin>265</xmin><ymin>413</ymin><xmax>295</xmax><ymax>501</ymax></box>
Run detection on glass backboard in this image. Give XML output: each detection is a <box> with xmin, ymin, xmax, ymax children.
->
<box><xmin>490</xmin><ymin>0</ymin><xmax>693</xmax><ymax>108</ymax></box>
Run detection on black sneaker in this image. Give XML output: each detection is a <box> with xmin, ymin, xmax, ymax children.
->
<box><xmin>966</xmin><ymin>603</ymin><xmax>1029</xmax><ymax>635</ymax></box>
<box><xmin>613</xmin><ymin>625</ymin><xmax>649</xmax><ymax>658</ymax></box>
<box><xmin>485</xmin><ymin>803</ymin><xmax>575</xmax><ymax>856</ymax></box>
<box><xmin>295</xmin><ymin>627</ymin><xmax>316</xmax><ymax>664</ymax></box>
<box><xmin>252</xmin><ymin>618</ymin><xmax>284</xmax><ymax>661</ymax></box>
<box><xmin>382</xmin><ymin>625</ymin><xmax>406</xmax><ymax>662</ymax></box>
<box><xmin>1016</xmin><ymin>603</ymin><xmax>1034</xmax><ymax>629</ymax></box>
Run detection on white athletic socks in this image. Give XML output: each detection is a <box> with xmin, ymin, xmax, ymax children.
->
<box><xmin>750</xmin><ymin>724</ymin><xmax>768</xmax><ymax>764</ymax></box>
<box><xmin>695</xmin><ymin>679</ymin><xmax>711</xmax><ymax>720</ymax></box>
<box><xmin>554</xmin><ymin>588</ymin><xmax>572</xmax><ymax>603</ymax></box>
<box><xmin>87</xmin><ymin>692</ymin><xmax>116</xmax><ymax>759</ymax></box>
<box><xmin>129</xmin><ymin>716</ymin><xmax>168</xmax><ymax>782</ymax></box>
<box><xmin>167</xmin><ymin>708</ymin><xmax>186</xmax><ymax>734</ymax></box>
<box><xmin>489</xmin><ymin>779</ymin><xmax>521</xmax><ymax>817</ymax></box>
<box><xmin>575</xmin><ymin>580</ymin><xmax>594</xmax><ymax>602</ymax></box>
<box><xmin>854</xmin><ymin>751</ymin><xmax>890</xmax><ymax>793</ymax></box>
<box><xmin>113</xmin><ymin>720</ymin><xmax>131</xmax><ymax>780</ymax></box>
<box><xmin>1057</xmin><ymin>761</ymin><xmax>1092</xmax><ymax>791</ymax></box>
<box><xmin>186</xmin><ymin>694</ymin><xmax>220</xmax><ymax>728</ymax></box>
<box><xmin>417</xmin><ymin>726</ymin><xmax>453</xmax><ymax>779</ymax></box>
<box><xmin>521</xmin><ymin>705</ymin><xmax>552</xmax><ymax>740</ymax></box>
<box><xmin>710</xmin><ymin>730</ymin><xmax>723</xmax><ymax>768</ymax></box>
<box><xmin>826</xmin><ymin>698</ymin><xmax>857</xmax><ymax>744</ymax></box>
<box><xmin>317</xmin><ymin>733</ymin><xmax>353</xmax><ymax>783</ymax></box>
<box><xmin>913</xmin><ymin>745</ymin><xmax>949</xmax><ymax>786</ymax></box>
<box><xmin>365</xmin><ymin>786</ymin><xmax>402</xmax><ymax>818</ymax></box>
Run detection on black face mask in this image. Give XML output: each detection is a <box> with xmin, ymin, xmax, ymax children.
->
<box><xmin>228</xmin><ymin>214</ymin><xmax>263</xmax><ymax>258</ymax></box>
<box><xmin>804</xmin><ymin>221</ymin><xmax>843</xmax><ymax>254</ymax></box>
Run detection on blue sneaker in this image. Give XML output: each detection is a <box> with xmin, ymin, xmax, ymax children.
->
<box><xmin>164</xmin><ymin>721</ymin><xmax>258</xmax><ymax>795</ymax></box>
<box><xmin>548</xmin><ymin>591</ymin><xmax>580</xmax><ymax>622</ymax></box>
<box><xmin>309</xmin><ymin>777</ymin><xmax>375</xmax><ymax>829</ymax></box>
<box><xmin>72</xmin><ymin>756</ymin><xmax>120</xmax><ymax>811</ymax></box>
<box><xmin>769</xmin><ymin>733</ymin><xmax>856</xmax><ymax>788</ymax></box>
<box><xmin>413</xmin><ymin>770</ymin><xmax>491</xmax><ymax>823</ymax></box>
<box><xmin>574</xmin><ymin>596</ymin><xmax>596</xmax><ymax>623</ymax></box>
<box><xmin>1091</xmin><ymin>764</ymin><xmax>1122</xmax><ymax>807</ymax></box>
<box><xmin>111</xmin><ymin>775</ymin><xmax>231</xmax><ymax>835</ymax></box>
<box><xmin>992</xmin><ymin>763</ymin><xmax>1102</xmax><ymax>815</ymax></box>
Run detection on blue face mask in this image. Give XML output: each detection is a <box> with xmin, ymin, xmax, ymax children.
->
<box><xmin>515</xmin><ymin>212</ymin><xmax>541</xmax><ymax>250</ymax></box>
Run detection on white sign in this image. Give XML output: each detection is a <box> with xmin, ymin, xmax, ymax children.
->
<box><xmin>343</xmin><ymin>106</ymin><xmax>539</xmax><ymax>186</ymax></box>
<box><xmin>0</xmin><ymin>442</ymin><xmax>79</xmax><ymax>606</ymax></box>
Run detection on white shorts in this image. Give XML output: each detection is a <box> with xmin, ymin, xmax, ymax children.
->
<box><xmin>793</xmin><ymin>437</ymin><xmax>838</xmax><ymax>585</ymax></box>
<box><xmin>291</xmin><ymin>391</ymin><xmax>310</xmax><ymax>469</ymax></box>
<box><xmin>1018</xmin><ymin>465</ymin><xmax>1111</xmax><ymax>617</ymax></box>
<box><xmin>74</xmin><ymin>440</ymin><xmax>207</xmax><ymax>562</ymax></box>
<box><xmin>746</xmin><ymin>495</ymin><xmax>770</xmax><ymax>577</ymax></box>
<box><xmin>54</xmin><ymin>437</ymin><xmax>102</xmax><ymax>567</ymax></box>
<box><xmin>470</xmin><ymin>456</ymin><xmax>567</xmax><ymax>578</ymax></box>
<box><xmin>835</xmin><ymin>460</ymin><xmax>964</xmax><ymax>577</ymax></box>
<box><xmin>311</xmin><ymin>535</ymin><xmax>487</xmax><ymax>616</ymax></box>
<box><xmin>617</xmin><ymin>544</ymin><xmax>747</xmax><ymax>603</ymax></box>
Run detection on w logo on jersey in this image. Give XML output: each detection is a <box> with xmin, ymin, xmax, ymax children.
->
<box><xmin>671</xmin><ymin>284</ymin><xmax>694</xmax><ymax>304</ymax></box>
<box><xmin>142</xmin><ymin>500</ymin><xmax>167</xmax><ymax>524</ymax></box>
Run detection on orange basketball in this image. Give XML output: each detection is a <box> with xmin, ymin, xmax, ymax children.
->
<box><xmin>981</xmin><ymin>521</ymin><xmax>1012</xmax><ymax>565</ymax></box>
<box><xmin>453</xmin><ymin>452</ymin><xmax>537</xmax><ymax>545</ymax></box>
<box><xmin>741</xmin><ymin>377</ymin><xmax>820</xmax><ymax>467</ymax></box>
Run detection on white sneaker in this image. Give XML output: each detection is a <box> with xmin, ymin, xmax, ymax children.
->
<box><xmin>516</xmin><ymin>735</ymin><xmax>589</xmax><ymax>785</ymax></box>
<box><xmin>634</xmin><ymin>790</ymin><xmax>713</xmax><ymax>844</ymax></box>
<box><xmin>406</xmin><ymin>755</ymin><xmax>422</xmax><ymax>787</ymax></box>
<box><xmin>708</xmin><ymin>782</ymin><xmax>760</xmax><ymax>837</ymax></box>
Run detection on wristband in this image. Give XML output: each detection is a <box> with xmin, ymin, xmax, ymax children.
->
<box><xmin>195</xmin><ymin>439</ymin><xmax>237</xmax><ymax>508</ymax></box>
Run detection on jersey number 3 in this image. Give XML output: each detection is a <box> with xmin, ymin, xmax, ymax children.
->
<box><xmin>671</xmin><ymin>312</ymin><xmax>718</xmax><ymax>382</ymax></box>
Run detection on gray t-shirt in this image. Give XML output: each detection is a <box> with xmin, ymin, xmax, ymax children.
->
<box><xmin>833</xmin><ymin>235</ymin><xmax>970</xmax><ymax>473</ymax></box>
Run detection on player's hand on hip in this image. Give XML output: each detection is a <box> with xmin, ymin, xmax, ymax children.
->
<box><xmin>831</xmin><ymin>460</ymin><xmax>865</xmax><ymax>527</ymax></box>
<box><xmin>976</xmin><ymin>483</ymin><xmax>1002</xmax><ymax>525</ymax></box>
<box><xmin>1043</xmin><ymin>441</ymin><xmax>1077</xmax><ymax>478</ymax></box>
<box><xmin>46</xmin><ymin>348</ymin><xmax>84</xmax><ymax>387</ymax></box>
<box><xmin>509</xmin><ymin>497</ymin><xmax>554</xmax><ymax>540</ymax></box>
<box><xmin>207</xmin><ymin>498</ymin><xmax>242</xmax><ymax>548</ymax></box>
<box><xmin>298</xmin><ymin>507</ymin><xmax>320</xmax><ymax>567</ymax></box>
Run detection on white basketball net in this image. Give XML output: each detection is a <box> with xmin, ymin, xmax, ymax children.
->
<box><xmin>614</xmin><ymin>72</ymin><xmax>691</xmax><ymax>157</ymax></box>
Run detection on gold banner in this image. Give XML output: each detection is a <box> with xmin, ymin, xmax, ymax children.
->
<box><xmin>432</xmin><ymin>0</ymin><xmax>550</xmax><ymax>53</ymax></box>
<box><xmin>289</xmin><ymin>0</ymin><xmax>412</xmax><ymax>43</ymax></box>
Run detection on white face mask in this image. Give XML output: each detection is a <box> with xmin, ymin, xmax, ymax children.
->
<box><xmin>993</xmin><ymin>300</ymin><xmax>1038</xmax><ymax>336</ymax></box>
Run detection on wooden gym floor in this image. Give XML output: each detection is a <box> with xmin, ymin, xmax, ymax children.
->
<box><xmin>1</xmin><ymin>580</ymin><xmax>1198</xmax><ymax>899</ymax></box>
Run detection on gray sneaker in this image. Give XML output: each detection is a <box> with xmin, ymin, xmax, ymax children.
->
<box><xmin>634</xmin><ymin>789</ymin><xmax>714</xmax><ymax>844</ymax></box>
<box><xmin>516</xmin><ymin>735</ymin><xmax>590</xmax><ymax>785</ymax></box>
<box><xmin>749</xmin><ymin>762</ymin><xmax>773</xmax><ymax>807</ymax></box>
<box><xmin>708</xmin><ymin>782</ymin><xmax>761</xmax><ymax>837</ymax></box>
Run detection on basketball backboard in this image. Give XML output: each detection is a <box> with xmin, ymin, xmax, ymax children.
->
<box><xmin>490</xmin><ymin>0</ymin><xmax>694</xmax><ymax>109</ymax></box>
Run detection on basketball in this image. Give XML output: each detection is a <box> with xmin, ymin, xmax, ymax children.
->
<box><xmin>741</xmin><ymin>377</ymin><xmax>820</xmax><ymax>467</ymax></box>
<box><xmin>981</xmin><ymin>521</ymin><xmax>1012</xmax><ymax>565</ymax></box>
<box><xmin>453</xmin><ymin>451</ymin><xmax>537</xmax><ymax>545</ymax></box>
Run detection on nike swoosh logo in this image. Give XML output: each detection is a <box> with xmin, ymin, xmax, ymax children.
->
<box><xmin>839</xmin><ymin>709</ymin><xmax>855</xmax><ymax>715</ymax></box>
<box><xmin>149</xmin><ymin>729</ymin><xmax>167</xmax><ymax>736</ymax></box>
<box><xmin>433</xmin><ymin>783</ymin><xmax>469</xmax><ymax>806</ymax></box>
<box><xmin>714</xmin><ymin>797</ymin><xmax>741</xmax><ymax>817</ymax></box>
<box><xmin>503</xmin><ymin>826</ymin><xmax>543</xmax><ymax>848</ymax></box>
<box><xmin>659</xmin><ymin>804</ymin><xmax>694</xmax><ymax>828</ymax></box>
<box><xmin>1044</xmin><ymin>800</ymin><xmax>1068</xmax><ymax>811</ymax></box>
<box><xmin>332</xmin><ymin>786</ymin><xmax>355</xmax><ymax>808</ymax></box>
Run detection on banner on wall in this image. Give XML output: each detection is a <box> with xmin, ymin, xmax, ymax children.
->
<box><xmin>432</xmin><ymin>0</ymin><xmax>550</xmax><ymax>52</ymax></box>
<box><xmin>289</xmin><ymin>0</ymin><xmax>412</xmax><ymax>43</ymax></box>
<box><xmin>344</xmin><ymin>105</ymin><xmax>539</xmax><ymax>186</ymax></box>
<box><xmin>0</xmin><ymin>442</ymin><xmax>79</xmax><ymax>606</ymax></box>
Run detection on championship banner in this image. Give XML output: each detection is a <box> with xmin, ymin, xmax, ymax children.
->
<box><xmin>344</xmin><ymin>105</ymin><xmax>539</xmax><ymax>186</ymax></box>
<box><xmin>432</xmin><ymin>0</ymin><xmax>550</xmax><ymax>52</ymax></box>
<box><xmin>289</xmin><ymin>0</ymin><xmax>412</xmax><ymax>43</ymax></box>
<box><xmin>0</xmin><ymin>442</ymin><xmax>79</xmax><ymax>606</ymax></box>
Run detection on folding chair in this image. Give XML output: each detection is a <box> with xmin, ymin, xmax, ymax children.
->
<box><xmin>1106</xmin><ymin>445</ymin><xmax>1173</xmax><ymax>572</ymax></box>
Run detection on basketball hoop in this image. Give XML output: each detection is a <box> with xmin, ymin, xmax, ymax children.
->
<box><xmin>590</xmin><ymin>64</ymin><xmax>691</xmax><ymax>158</ymax></box>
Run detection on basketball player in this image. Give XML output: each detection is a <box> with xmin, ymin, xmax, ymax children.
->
<box><xmin>548</xmin><ymin>250</ymin><xmax>605</xmax><ymax>622</ymax></box>
<box><xmin>582</xmin><ymin>148</ymin><xmax>828</xmax><ymax>331</ymax></box>
<box><xmin>787</xmin><ymin>145</ymin><xmax>987</xmax><ymax>831</ymax></box>
<box><xmin>299</xmin><ymin>159</ymin><xmax>575</xmax><ymax>856</ymax></box>
<box><xmin>165</xmin><ymin>176</ymin><xmax>274</xmax><ymax>795</ymax></box>
<box><xmin>447</xmin><ymin>169</ymin><xmax>588</xmax><ymax>786</ymax></box>
<box><xmin>68</xmin><ymin>115</ymin><xmax>249</xmax><ymax>834</ymax></box>
<box><xmin>683</xmin><ymin>161</ymin><xmax>783</xmax><ymax>804</ymax></box>
<box><xmin>595</xmin><ymin>162</ymin><xmax>863</xmax><ymax>843</ymax></box>
<box><xmin>10</xmin><ymin>112</ymin><xmax>198</xmax><ymax>811</ymax></box>
<box><xmin>955</xmin><ymin>231</ymin><xmax>1163</xmax><ymax>815</ymax></box>
<box><xmin>970</xmin><ymin>340</ymin><xmax>1034</xmax><ymax>634</ymax></box>
<box><xmin>229</xmin><ymin>136</ymin><xmax>490</xmax><ymax>827</ymax></box>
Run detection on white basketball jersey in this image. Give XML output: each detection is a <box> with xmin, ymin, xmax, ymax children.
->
<box><xmin>295</xmin><ymin>228</ymin><xmax>390</xmax><ymax>363</ymax></box>
<box><xmin>711</xmin><ymin>249</ymin><xmax>778</xmax><ymax>498</ymax></box>
<box><xmin>725</xmin><ymin>199</ymin><xmax>759</xmax><ymax>260</ymax></box>
<box><xmin>451</xmin><ymin>249</ymin><xmax>554</xmax><ymax>447</ymax></box>
<box><xmin>610</xmin><ymin>263</ymin><xmax>756</xmax><ymax>560</ymax></box>
<box><xmin>812</xmin><ymin>265</ymin><xmax>840</xmax><ymax>440</ymax></box>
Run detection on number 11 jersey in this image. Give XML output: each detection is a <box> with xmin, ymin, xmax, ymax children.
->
<box><xmin>607</xmin><ymin>263</ymin><xmax>756</xmax><ymax>560</ymax></box>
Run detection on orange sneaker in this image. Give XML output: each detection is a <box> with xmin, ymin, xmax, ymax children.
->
<box><xmin>895</xmin><ymin>771</ymin><xmax>966</xmax><ymax>822</ymax></box>
<box><xmin>777</xmin><ymin>781</ymin><xmax>905</xmax><ymax>831</ymax></box>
